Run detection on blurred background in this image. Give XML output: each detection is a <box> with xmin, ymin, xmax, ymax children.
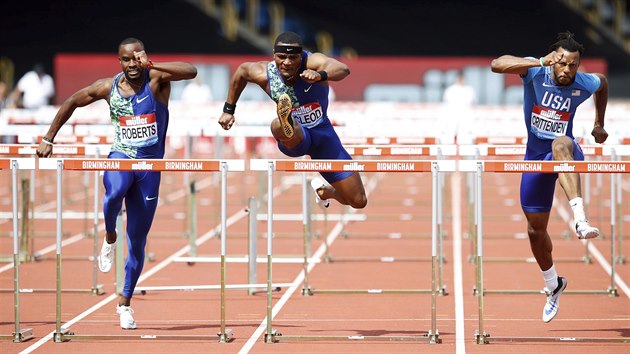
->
<box><xmin>1</xmin><ymin>0</ymin><xmax>628</xmax><ymax>145</ymax></box>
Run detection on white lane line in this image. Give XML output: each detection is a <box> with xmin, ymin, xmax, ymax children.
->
<box><xmin>238</xmin><ymin>174</ymin><xmax>380</xmax><ymax>354</ymax></box>
<box><xmin>451</xmin><ymin>172</ymin><xmax>466</xmax><ymax>354</ymax></box>
<box><xmin>554</xmin><ymin>197</ymin><xmax>630</xmax><ymax>299</ymax></box>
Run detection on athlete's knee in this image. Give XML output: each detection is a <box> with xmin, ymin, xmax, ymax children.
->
<box><xmin>526</xmin><ymin>224</ymin><xmax>546</xmax><ymax>241</ymax></box>
<box><xmin>348</xmin><ymin>193</ymin><xmax>367</xmax><ymax>209</ymax></box>
<box><xmin>551</xmin><ymin>139</ymin><xmax>573</xmax><ymax>160</ymax></box>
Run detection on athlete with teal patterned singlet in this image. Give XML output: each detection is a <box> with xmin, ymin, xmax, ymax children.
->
<box><xmin>491</xmin><ymin>31</ymin><xmax>608</xmax><ymax>324</ymax></box>
<box><xmin>218</xmin><ymin>31</ymin><xmax>367</xmax><ymax>210</ymax></box>
<box><xmin>37</xmin><ymin>38</ymin><xmax>197</xmax><ymax>329</ymax></box>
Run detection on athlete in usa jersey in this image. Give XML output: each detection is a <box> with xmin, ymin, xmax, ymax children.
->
<box><xmin>37</xmin><ymin>38</ymin><xmax>197</xmax><ymax>329</ymax></box>
<box><xmin>219</xmin><ymin>31</ymin><xmax>367</xmax><ymax>210</ymax></box>
<box><xmin>491</xmin><ymin>31</ymin><xmax>608</xmax><ymax>324</ymax></box>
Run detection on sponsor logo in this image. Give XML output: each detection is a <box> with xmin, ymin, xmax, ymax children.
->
<box><xmin>304</xmin><ymin>84</ymin><xmax>313</xmax><ymax>93</ymax></box>
<box><xmin>132</xmin><ymin>161</ymin><xmax>154</xmax><ymax>170</ymax></box>
<box><xmin>136</xmin><ymin>96</ymin><xmax>148</xmax><ymax>104</ymax></box>
<box><xmin>553</xmin><ymin>163</ymin><xmax>575</xmax><ymax>172</ymax></box>
<box><xmin>145</xmin><ymin>196</ymin><xmax>158</xmax><ymax>201</ymax></box>
<box><xmin>343</xmin><ymin>162</ymin><xmax>365</xmax><ymax>171</ymax></box>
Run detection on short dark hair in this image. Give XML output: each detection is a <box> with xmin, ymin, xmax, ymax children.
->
<box><xmin>274</xmin><ymin>32</ymin><xmax>303</xmax><ymax>46</ymax></box>
<box><xmin>119</xmin><ymin>37</ymin><xmax>144</xmax><ymax>49</ymax></box>
<box><xmin>549</xmin><ymin>31</ymin><xmax>584</xmax><ymax>55</ymax></box>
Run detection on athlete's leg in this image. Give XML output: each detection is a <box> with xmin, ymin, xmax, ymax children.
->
<box><xmin>316</xmin><ymin>173</ymin><xmax>367</xmax><ymax>209</ymax></box>
<box><xmin>524</xmin><ymin>211</ymin><xmax>553</xmax><ymax>270</ymax></box>
<box><xmin>103</xmin><ymin>170</ymin><xmax>134</xmax><ymax>243</ymax></box>
<box><xmin>271</xmin><ymin>118</ymin><xmax>304</xmax><ymax>149</ymax></box>
<box><xmin>551</xmin><ymin>136</ymin><xmax>580</xmax><ymax>200</ymax></box>
<box><xmin>119</xmin><ymin>171</ymin><xmax>161</xmax><ymax>306</ymax></box>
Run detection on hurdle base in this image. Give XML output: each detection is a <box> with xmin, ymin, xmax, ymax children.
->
<box><xmin>264</xmin><ymin>329</ymin><xmax>279</xmax><ymax>343</ymax></box>
<box><xmin>269</xmin><ymin>332</ymin><xmax>439</xmax><ymax>343</ymax></box>
<box><xmin>480</xmin><ymin>335</ymin><xmax>630</xmax><ymax>343</ymax></box>
<box><xmin>92</xmin><ymin>284</ymin><xmax>105</xmax><ymax>296</ymax></box>
<box><xmin>606</xmin><ymin>286</ymin><xmax>618</xmax><ymax>297</ymax></box>
<box><xmin>310</xmin><ymin>288</ymin><xmax>433</xmax><ymax>295</ymax></box>
<box><xmin>218</xmin><ymin>328</ymin><xmax>234</xmax><ymax>343</ymax></box>
<box><xmin>427</xmin><ymin>330</ymin><xmax>442</xmax><ymax>344</ymax></box>
<box><xmin>12</xmin><ymin>328</ymin><xmax>34</xmax><ymax>343</ymax></box>
<box><xmin>54</xmin><ymin>327</ymin><xmax>72</xmax><ymax>343</ymax></box>
<box><xmin>301</xmin><ymin>287</ymin><xmax>314</xmax><ymax>296</ymax></box>
<box><xmin>475</xmin><ymin>330</ymin><xmax>489</xmax><ymax>344</ymax></box>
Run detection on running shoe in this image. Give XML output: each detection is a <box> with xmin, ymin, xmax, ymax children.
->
<box><xmin>117</xmin><ymin>304</ymin><xmax>137</xmax><ymax>330</ymax></box>
<box><xmin>310</xmin><ymin>177</ymin><xmax>330</xmax><ymax>209</ymax></box>
<box><xmin>542</xmin><ymin>276</ymin><xmax>567</xmax><ymax>323</ymax></box>
<box><xmin>575</xmin><ymin>220</ymin><xmax>600</xmax><ymax>239</ymax></box>
<box><xmin>277</xmin><ymin>93</ymin><xmax>294</xmax><ymax>138</ymax></box>
<box><xmin>98</xmin><ymin>236</ymin><xmax>115</xmax><ymax>273</ymax></box>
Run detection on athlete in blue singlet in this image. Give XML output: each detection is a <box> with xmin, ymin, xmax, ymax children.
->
<box><xmin>491</xmin><ymin>31</ymin><xmax>608</xmax><ymax>323</ymax></box>
<box><xmin>37</xmin><ymin>38</ymin><xmax>197</xmax><ymax>329</ymax></box>
<box><xmin>218</xmin><ymin>31</ymin><xmax>367</xmax><ymax>209</ymax></box>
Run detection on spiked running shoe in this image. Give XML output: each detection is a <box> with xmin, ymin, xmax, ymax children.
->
<box><xmin>542</xmin><ymin>276</ymin><xmax>567</xmax><ymax>323</ymax></box>
<box><xmin>98</xmin><ymin>236</ymin><xmax>115</xmax><ymax>273</ymax></box>
<box><xmin>310</xmin><ymin>177</ymin><xmax>330</xmax><ymax>209</ymax></box>
<box><xmin>277</xmin><ymin>93</ymin><xmax>294</xmax><ymax>138</ymax></box>
<box><xmin>575</xmin><ymin>220</ymin><xmax>600</xmax><ymax>239</ymax></box>
<box><xmin>117</xmin><ymin>305</ymin><xmax>137</xmax><ymax>330</ymax></box>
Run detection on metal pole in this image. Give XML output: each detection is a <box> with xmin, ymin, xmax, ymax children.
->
<box><xmin>301</xmin><ymin>172</ymin><xmax>312</xmax><ymax>295</ymax></box>
<box><xmin>247</xmin><ymin>196</ymin><xmax>258</xmax><ymax>295</ymax></box>
<box><xmin>429</xmin><ymin>162</ymin><xmax>440</xmax><ymax>344</ymax></box>
<box><xmin>54</xmin><ymin>160</ymin><xmax>64</xmax><ymax>341</ymax></box>
<box><xmin>608</xmin><ymin>169</ymin><xmax>618</xmax><ymax>296</ymax></box>
<box><xmin>12</xmin><ymin>161</ymin><xmax>21</xmax><ymax>339</ymax></box>
<box><xmin>475</xmin><ymin>161</ymin><xmax>488</xmax><ymax>344</ymax></box>
<box><xmin>218</xmin><ymin>162</ymin><xmax>232</xmax><ymax>342</ymax></box>
<box><xmin>92</xmin><ymin>148</ymin><xmax>101</xmax><ymax>295</ymax></box>
<box><xmin>265</xmin><ymin>161</ymin><xmax>275</xmax><ymax>343</ymax></box>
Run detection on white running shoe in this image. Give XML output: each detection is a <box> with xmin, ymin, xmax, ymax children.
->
<box><xmin>116</xmin><ymin>305</ymin><xmax>137</xmax><ymax>330</ymax></box>
<box><xmin>98</xmin><ymin>236</ymin><xmax>115</xmax><ymax>273</ymax></box>
<box><xmin>575</xmin><ymin>220</ymin><xmax>600</xmax><ymax>239</ymax></box>
<box><xmin>542</xmin><ymin>276</ymin><xmax>567</xmax><ymax>323</ymax></box>
<box><xmin>310</xmin><ymin>177</ymin><xmax>330</xmax><ymax>209</ymax></box>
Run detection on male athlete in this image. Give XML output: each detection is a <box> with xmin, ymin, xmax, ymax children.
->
<box><xmin>37</xmin><ymin>38</ymin><xmax>197</xmax><ymax>329</ymax></box>
<box><xmin>491</xmin><ymin>31</ymin><xmax>608</xmax><ymax>322</ymax></box>
<box><xmin>218</xmin><ymin>31</ymin><xmax>367</xmax><ymax>209</ymax></box>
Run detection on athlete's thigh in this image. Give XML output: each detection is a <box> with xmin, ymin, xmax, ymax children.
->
<box><xmin>520</xmin><ymin>171</ymin><xmax>557</xmax><ymax>213</ymax></box>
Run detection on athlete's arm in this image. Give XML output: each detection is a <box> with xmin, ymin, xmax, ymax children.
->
<box><xmin>302</xmin><ymin>52</ymin><xmax>350</xmax><ymax>83</ymax></box>
<box><xmin>36</xmin><ymin>78</ymin><xmax>112</xmax><ymax>157</ymax></box>
<box><xmin>133</xmin><ymin>51</ymin><xmax>197</xmax><ymax>82</ymax></box>
<box><xmin>591</xmin><ymin>73</ymin><xmax>608</xmax><ymax>144</ymax></box>
<box><xmin>218</xmin><ymin>61</ymin><xmax>267</xmax><ymax>130</ymax></box>
<box><xmin>491</xmin><ymin>55</ymin><xmax>540</xmax><ymax>76</ymax></box>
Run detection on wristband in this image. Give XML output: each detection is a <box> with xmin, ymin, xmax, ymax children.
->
<box><xmin>223</xmin><ymin>102</ymin><xmax>236</xmax><ymax>114</ymax></box>
<box><xmin>146</xmin><ymin>60</ymin><xmax>153</xmax><ymax>70</ymax></box>
<box><xmin>317</xmin><ymin>70</ymin><xmax>328</xmax><ymax>81</ymax></box>
<box><xmin>42</xmin><ymin>137</ymin><xmax>54</xmax><ymax>146</ymax></box>
<box><xmin>539</xmin><ymin>57</ymin><xmax>545</xmax><ymax>67</ymax></box>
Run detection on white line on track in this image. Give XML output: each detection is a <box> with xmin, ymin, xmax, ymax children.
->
<box><xmin>451</xmin><ymin>172</ymin><xmax>466</xmax><ymax>354</ymax></box>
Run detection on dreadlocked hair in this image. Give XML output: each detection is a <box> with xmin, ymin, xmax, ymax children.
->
<box><xmin>549</xmin><ymin>31</ymin><xmax>584</xmax><ymax>55</ymax></box>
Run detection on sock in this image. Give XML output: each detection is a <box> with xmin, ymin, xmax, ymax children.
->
<box><xmin>542</xmin><ymin>264</ymin><xmax>558</xmax><ymax>291</ymax></box>
<box><xmin>569</xmin><ymin>197</ymin><xmax>586</xmax><ymax>223</ymax></box>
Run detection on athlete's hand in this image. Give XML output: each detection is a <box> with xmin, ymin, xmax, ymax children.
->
<box><xmin>300</xmin><ymin>69</ymin><xmax>323</xmax><ymax>84</ymax></box>
<box><xmin>133</xmin><ymin>50</ymin><xmax>151</xmax><ymax>69</ymax></box>
<box><xmin>591</xmin><ymin>126</ymin><xmax>608</xmax><ymax>144</ymax></box>
<box><xmin>36</xmin><ymin>142</ymin><xmax>53</xmax><ymax>158</ymax></box>
<box><xmin>219</xmin><ymin>112</ymin><xmax>235</xmax><ymax>130</ymax></box>
<box><xmin>541</xmin><ymin>51</ymin><xmax>564</xmax><ymax>66</ymax></box>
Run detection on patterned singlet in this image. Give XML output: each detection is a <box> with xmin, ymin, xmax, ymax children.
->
<box><xmin>109</xmin><ymin>71</ymin><xmax>169</xmax><ymax>158</ymax></box>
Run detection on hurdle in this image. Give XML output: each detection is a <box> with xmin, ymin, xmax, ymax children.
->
<box><xmin>463</xmin><ymin>160</ymin><xmax>629</xmax><ymax>344</ymax></box>
<box><xmin>460</xmin><ymin>143</ymin><xmax>629</xmax><ymax>269</ymax></box>
<box><xmin>38</xmin><ymin>157</ymin><xmax>246</xmax><ymax>343</ymax></box>
<box><xmin>251</xmin><ymin>158</ymin><xmax>456</xmax><ymax>344</ymax></box>
<box><xmin>0</xmin><ymin>143</ymin><xmax>109</xmax><ymax>295</ymax></box>
<box><xmin>307</xmin><ymin>144</ymin><xmax>456</xmax><ymax>295</ymax></box>
<box><xmin>0</xmin><ymin>158</ymin><xmax>34</xmax><ymax>342</ymax></box>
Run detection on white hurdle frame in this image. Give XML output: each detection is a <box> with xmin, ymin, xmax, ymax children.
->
<box><xmin>0</xmin><ymin>143</ymin><xmax>111</xmax><ymax>296</ymax></box>
<box><xmin>251</xmin><ymin>158</ymin><xmax>457</xmax><ymax>344</ymax></box>
<box><xmin>460</xmin><ymin>160</ymin><xmax>630</xmax><ymax>344</ymax></box>
<box><xmin>37</xmin><ymin>157</ymin><xmax>247</xmax><ymax>343</ymax></box>
<box><xmin>0</xmin><ymin>158</ymin><xmax>34</xmax><ymax>342</ymax></box>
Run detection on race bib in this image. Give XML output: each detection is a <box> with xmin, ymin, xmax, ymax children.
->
<box><xmin>291</xmin><ymin>102</ymin><xmax>324</xmax><ymax>128</ymax></box>
<box><xmin>530</xmin><ymin>105</ymin><xmax>569</xmax><ymax>140</ymax></box>
<box><xmin>118</xmin><ymin>113</ymin><xmax>158</xmax><ymax>147</ymax></box>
